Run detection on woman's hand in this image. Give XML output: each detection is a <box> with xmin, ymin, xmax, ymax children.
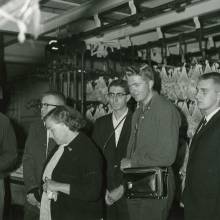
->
<box><xmin>27</xmin><ymin>193</ymin><xmax>40</xmax><ymax>208</ymax></box>
<box><xmin>42</xmin><ymin>178</ymin><xmax>58</xmax><ymax>201</ymax></box>
<box><xmin>43</xmin><ymin>178</ymin><xmax>70</xmax><ymax>195</ymax></box>
<box><xmin>43</xmin><ymin>179</ymin><xmax>59</xmax><ymax>193</ymax></box>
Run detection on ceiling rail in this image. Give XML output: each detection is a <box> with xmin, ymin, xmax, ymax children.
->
<box><xmin>79</xmin><ymin>0</ymin><xmax>200</xmax><ymax>39</ymax></box>
<box><xmin>40</xmin><ymin>0</ymin><xmax>132</xmax><ymax>35</ymax></box>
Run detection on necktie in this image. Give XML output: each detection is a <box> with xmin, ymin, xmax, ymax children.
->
<box><xmin>196</xmin><ymin>117</ymin><xmax>207</xmax><ymax>134</ymax></box>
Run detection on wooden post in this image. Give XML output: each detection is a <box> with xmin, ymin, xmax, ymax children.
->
<box><xmin>73</xmin><ymin>53</ymin><xmax>78</xmax><ymax>109</ymax></box>
<box><xmin>0</xmin><ymin>34</ymin><xmax>6</xmax><ymax>112</ymax></box>
<box><xmin>197</xmin><ymin>27</ymin><xmax>205</xmax><ymax>60</ymax></box>
<box><xmin>80</xmin><ymin>52</ymin><xmax>86</xmax><ymax>115</ymax></box>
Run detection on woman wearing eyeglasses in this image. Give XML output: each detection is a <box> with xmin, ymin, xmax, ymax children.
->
<box><xmin>40</xmin><ymin>105</ymin><xmax>104</xmax><ymax>220</ymax></box>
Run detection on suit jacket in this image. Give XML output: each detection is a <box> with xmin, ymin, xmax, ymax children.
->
<box><xmin>23</xmin><ymin>119</ymin><xmax>56</xmax><ymax>193</ymax></box>
<box><xmin>184</xmin><ymin>109</ymin><xmax>220</xmax><ymax>220</ymax></box>
<box><xmin>44</xmin><ymin>132</ymin><xmax>104</xmax><ymax>220</ymax></box>
<box><xmin>92</xmin><ymin>111</ymin><xmax>132</xmax><ymax>190</ymax></box>
<box><xmin>0</xmin><ymin>112</ymin><xmax>17</xmax><ymax>178</ymax></box>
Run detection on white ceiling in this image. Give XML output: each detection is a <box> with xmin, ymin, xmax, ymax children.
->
<box><xmin>0</xmin><ymin>0</ymin><xmax>220</xmax><ymax>61</ymax></box>
<box><xmin>40</xmin><ymin>0</ymin><xmax>220</xmax><ymax>42</ymax></box>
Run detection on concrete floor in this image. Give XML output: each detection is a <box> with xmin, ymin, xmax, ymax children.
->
<box><xmin>4</xmin><ymin>203</ymin><xmax>184</xmax><ymax>220</ymax></box>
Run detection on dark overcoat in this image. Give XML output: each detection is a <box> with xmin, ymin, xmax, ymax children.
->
<box><xmin>184</xmin><ymin>110</ymin><xmax>220</xmax><ymax>220</ymax></box>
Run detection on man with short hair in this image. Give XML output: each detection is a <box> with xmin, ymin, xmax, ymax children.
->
<box><xmin>184</xmin><ymin>72</ymin><xmax>220</xmax><ymax>220</ymax></box>
<box><xmin>93</xmin><ymin>79</ymin><xmax>132</xmax><ymax>220</ymax></box>
<box><xmin>0</xmin><ymin>112</ymin><xmax>17</xmax><ymax>219</ymax></box>
<box><xmin>121</xmin><ymin>64</ymin><xmax>181</xmax><ymax>220</ymax></box>
<box><xmin>23</xmin><ymin>90</ymin><xmax>65</xmax><ymax>220</ymax></box>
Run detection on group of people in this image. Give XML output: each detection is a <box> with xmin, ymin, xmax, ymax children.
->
<box><xmin>1</xmin><ymin>64</ymin><xmax>220</xmax><ymax>220</ymax></box>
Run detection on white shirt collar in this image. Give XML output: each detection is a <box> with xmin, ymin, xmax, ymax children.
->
<box><xmin>112</xmin><ymin>108</ymin><xmax>128</xmax><ymax>123</ymax></box>
<box><xmin>205</xmin><ymin>107</ymin><xmax>220</xmax><ymax>122</ymax></box>
<box><xmin>112</xmin><ymin>108</ymin><xmax>128</xmax><ymax>147</ymax></box>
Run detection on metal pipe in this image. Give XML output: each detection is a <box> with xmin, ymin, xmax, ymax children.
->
<box><xmin>80</xmin><ymin>52</ymin><xmax>85</xmax><ymax>115</ymax></box>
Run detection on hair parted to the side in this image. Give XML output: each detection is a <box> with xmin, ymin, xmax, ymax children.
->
<box><xmin>108</xmin><ymin>79</ymin><xmax>129</xmax><ymax>94</ymax></box>
<box><xmin>41</xmin><ymin>90</ymin><xmax>66</xmax><ymax>104</ymax></box>
<box><xmin>43</xmin><ymin>105</ymin><xmax>86</xmax><ymax>132</ymax></box>
<box><xmin>124</xmin><ymin>64</ymin><xmax>155</xmax><ymax>81</ymax></box>
<box><xmin>199</xmin><ymin>72</ymin><xmax>220</xmax><ymax>86</ymax></box>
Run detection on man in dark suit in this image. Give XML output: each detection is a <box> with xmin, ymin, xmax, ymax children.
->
<box><xmin>184</xmin><ymin>72</ymin><xmax>220</xmax><ymax>220</ymax></box>
<box><xmin>22</xmin><ymin>90</ymin><xmax>65</xmax><ymax>220</ymax></box>
<box><xmin>92</xmin><ymin>79</ymin><xmax>132</xmax><ymax>220</ymax></box>
<box><xmin>0</xmin><ymin>112</ymin><xmax>17</xmax><ymax>219</ymax></box>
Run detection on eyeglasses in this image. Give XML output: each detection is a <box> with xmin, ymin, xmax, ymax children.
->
<box><xmin>39</xmin><ymin>103</ymin><xmax>59</xmax><ymax>108</ymax></box>
<box><xmin>108</xmin><ymin>93</ymin><xmax>127</xmax><ymax>99</ymax></box>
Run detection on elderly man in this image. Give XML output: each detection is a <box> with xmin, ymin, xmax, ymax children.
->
<box><xmin>23</xmin><ymin>90</ymin><xmax>65</xmax><ymax>220</ymax></box>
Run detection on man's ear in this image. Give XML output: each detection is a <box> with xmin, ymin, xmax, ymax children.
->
<box><xmin>126</xmin><ymin>94</ymin><xmax>131</xmax><ymax>102</ymax></box>
<box><xmin>217</xmin><ymin>91</ymin><xmax>220</xmax><ymax>102</ymax></box>
<box><xmin>149</xmin><ymin>80</ymin><xmax>154</xmax><ymax>90</ymax></box>
<box><xmin>105</xmin><ymin>93</ymin><xmax>110</xmax><ymax>103</ymax></box>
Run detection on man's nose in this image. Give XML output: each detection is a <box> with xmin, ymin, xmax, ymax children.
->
<box><xmin>113</xmin><ymin>96</ymin><xmax>119</xmax><ymax>101</ymax></box>
<box><xmin>195</xmin><ymin>91</ymin><xmax>200</xmax><ymax>99</ymax></box>
<box><xmin>129</xmin><ymin>86</ymin><xmax>135</xmax><ymax>93</ymax></box>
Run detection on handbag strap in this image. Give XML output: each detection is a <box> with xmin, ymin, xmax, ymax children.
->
<box><xmin>103</xmin><ymin>114</ymin><xmax>127</xmax><ymax>150</ymax></box>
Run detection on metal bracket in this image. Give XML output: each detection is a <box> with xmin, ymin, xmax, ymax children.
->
<box><xmin>193</xmin><ymin>16</ymin><xmax>201</xmax><ymax>29</ymax></box>
<box><xmin>156</xmin><ymin>27</ymin><xmax>163</xmax><ymax>39</ymax></box>
<box><xmin>129</xmin><ymin>0</ymin><xmax>136</xmax><ymax>15</ymax></box>
<box><xmin>94</xmin><ymin>14</ymin><xmax>101</xmax><ymax>27</ymax></box>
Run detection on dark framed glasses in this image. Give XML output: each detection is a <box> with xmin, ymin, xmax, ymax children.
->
<box><xmin>108</xmin><ymin>92</ymin><xmax>127</xmax><ymax>99</ymax></box>
<box><xmin>39</xmin><ymin>103</ymin><xmax>59</xmax><ymax>108</ymax></box>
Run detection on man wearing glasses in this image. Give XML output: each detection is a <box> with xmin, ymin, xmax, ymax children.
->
<box><xmin>23</xmin><ymin>90</ymin><xmax>65</xmax><ymax>220</ymax></box>
<box><xmin>92</xmin><ymin>79</ymin><xmax>132</xmax><ymax>220</ymax></box>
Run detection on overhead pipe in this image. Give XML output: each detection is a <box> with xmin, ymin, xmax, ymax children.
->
<box><xmin>79</xmin><ymin>0</ymin><xmax>199</xmax><ymax>39</ymax></box>
<box><xmin>193</xmin><ymin>16</ymin><xmax>206</xmax><ymax>59</ymax></box>
<box><xmin>137</xmin><ymin>23</ymin><xmax>220</xmax><ymax>50</ymax></box>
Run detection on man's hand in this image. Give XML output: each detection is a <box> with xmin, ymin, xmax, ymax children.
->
<box><xmin>120</xmin><ymin>158</ymin><xmax>131</xmax><ymax>170</ymax></box>
<box><xmin>109</xmin><ymin>185</ymin><xmax>124</xmax><ymax>202</ymax></box>
<box><xmin>105</xmin><ymin>185</ymin><xmax>125</xmax><ymax>206</ymax></box>
<box><xmin>105</xmin><ymin>190</ymin><xmax>115</xmax><ymax>206</ymax></box>
<box><xmin>27</xmin><ymin>193</ymin><xmax>40</xmax><ymax>208</ymax></box>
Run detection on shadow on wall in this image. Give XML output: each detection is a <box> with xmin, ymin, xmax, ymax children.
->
<box><xmin>5</xmin><ymin>76</ymin><xmax>50</xmax><ymax>152</ymax></box>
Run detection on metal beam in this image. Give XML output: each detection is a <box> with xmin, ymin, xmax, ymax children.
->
<box><xmin>39</xmin><ymin>0</ymin><xmax>131</xmax><ymax>35</ymax></box>
<box><xmin>4</xmin><ymin>38</ymin><xmax>18</xmax><ymax>47</ymax></box>
<box><xmin>78</xmin><ymin>0</ymin><xmax>196</xmax><ymax>39</ymax></box>
<box><xmin>50</xmin><ymin>0</ymin><xmax>80</xmax><ymax>6</ymax></box>
<box><xmin>137</xmin><ymin>24</ymin><xmax>220</xmax><ymax>49</ymax></box>
<box><xmin>85</xmin><ymin>0</ymin><xmax>220</xmax><ymax>43</ymax></box>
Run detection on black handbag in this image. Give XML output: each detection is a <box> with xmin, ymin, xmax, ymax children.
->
<box><xmin>123</xmin><ymin>167</ymin><xmax>168</xmax><ymax>199</ymax></box>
